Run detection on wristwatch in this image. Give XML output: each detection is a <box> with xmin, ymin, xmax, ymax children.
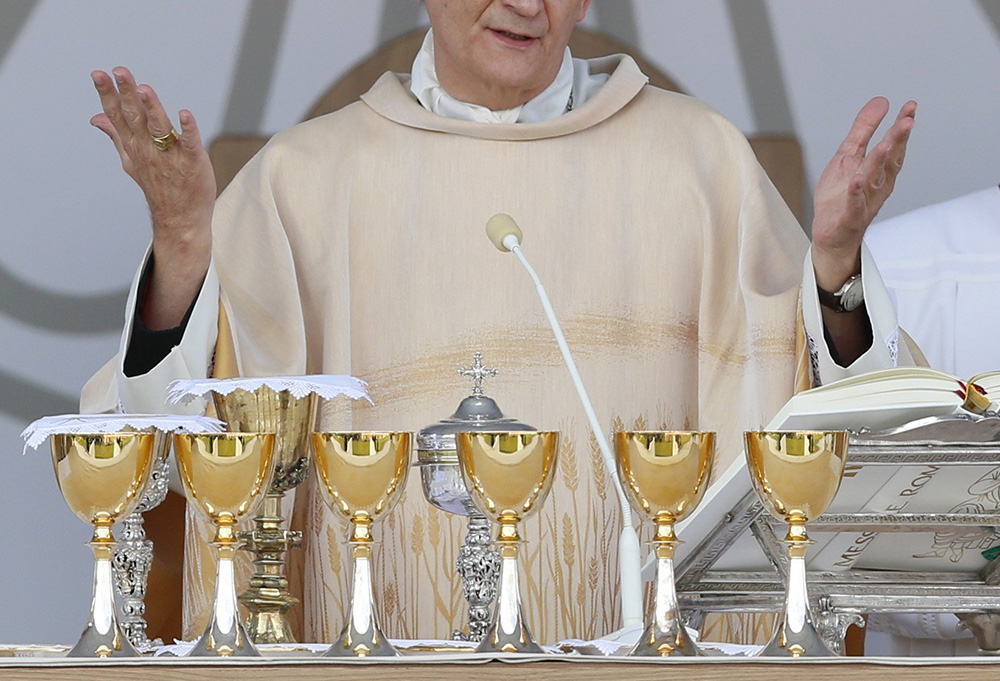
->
<box><xmin>818</xmin><ymin>273</ymin><xmax>864</xmax><ymax>312</ymax></box>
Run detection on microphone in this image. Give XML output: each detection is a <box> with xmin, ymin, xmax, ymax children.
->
<box><xmin>485</xmin><ymin>213</ymin><xmax>644</xmax><ymax>641</ymax></box>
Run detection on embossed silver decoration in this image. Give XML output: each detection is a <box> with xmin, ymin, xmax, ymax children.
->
<box><xmin>416</xmin><ymin>352</ymin><xmax>533</xmax><ymax>641</ymax></box>
<box><xmin>816</xmin><ymin>598</ymin><xmax>865</xmax><ymax>654</ymax></box>
<box><xmin>113</xmin><ymin>454</ymin><xmax>170</xmax><ymax>652</ymax></box>
<box><xmin>675</xmin><ymin>417</ymin><xmax>1000</xmax><ymax>655</ymax></box>
<box><xmin>454</xmin><ymin>515</ymin><xmax>500</xmax><ymax>641</ymax></box>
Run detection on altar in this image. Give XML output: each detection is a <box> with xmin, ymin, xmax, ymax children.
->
<box><xmin>2</xmin><ymin>655</ymin><xmax>1000</xmax><ymax>681</ymax></box>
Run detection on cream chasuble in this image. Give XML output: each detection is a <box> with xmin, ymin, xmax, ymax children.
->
<box><xmin>197</xmin><ymin>53</ymin><xmax>809</xmax><ymax>644</ymax></box>
<box><xmin>82</xmin><ymin>54</ymin><xmax>920</xmax><ymax>645</ymax></box>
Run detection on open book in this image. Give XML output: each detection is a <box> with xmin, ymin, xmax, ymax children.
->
<box><xmin>769</xmin><ymin>366</ymin><xmax>1000</xmax><ymax>432</ymax></box>
<box><xmin>674</xmin><ymin>366</ymin><xmax>1000</xmax><ymax>573</ymax></box>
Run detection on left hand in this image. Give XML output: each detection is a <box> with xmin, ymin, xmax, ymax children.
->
<box><xmin>811</xmin><ymin>97</ymin><xmax>917</xmax><ymax>291</ymax></box>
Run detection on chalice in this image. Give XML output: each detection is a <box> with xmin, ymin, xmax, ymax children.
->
<box><xmin>615</xmin><ymin>431</ymin><xmax>714</xmax><ymax>657</ymax></box>
<box><xmin>744</xmin><ymin>430</ymin><xmax>849</xmax><ymax>657</ymax></box>
<box><xmin>211</xmin><ymin>387</ymin><xmax>318</xmax><ymax>644</ymax></box>
<box><xmin>174</xmin><ymin>432</ymin><xmax>277</xmax><ymax>657</ymax></box>
<box><xmin>456</xmin><ymin>431</ymin><xmax>559</xmax><ymax>654</ymax></box>
<box><xmin>51</xmin><ymin>431</ymin><xmax>159</xmax><ymax>657</ymax></box>
<box><xmin>312</xmin><ymin>431</ymin><xmax>411</xmax><ymax>658</ymax></box>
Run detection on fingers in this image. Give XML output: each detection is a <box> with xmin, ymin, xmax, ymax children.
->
<box><xmin>857</xmin><ymin>139</ymin><xmax>891</xmax><ymax>193</ymax></box>
<box><xmin>883</xmin><ymin>101</ymin><xmax>917</xmax><ymax>172</ymax></box>
<box><xmin>112</xmin><ymin>67</ymin><xmax>151</xmax><ymax>140</ymax></box>
<box><xmin>137</xmin><ymin>83</ymin><xmax>182</xmax><ymax>155</ymax></box>
<box><xmin>177</xmin><ymin>110</ymin><xmax>205</xmax><ymax>154</ymax></box>
<box><xmin>837</xmin><ymin>96</ymin><xmax>890</xmax><ymax>158</ymax></box>
<box><xmin>90</xmin><ymin>112</ymin><xmax>129</xmax><ymax>162</ymax></box>
<box><xmin>92</xmin><ymin>69</ymin><xmax>136</xmax><ymax>147</ymax></box>
<box><xmin>93</xmin><ymin>67</ymin><xmax>185</xmax><ymax>155</ymax></box>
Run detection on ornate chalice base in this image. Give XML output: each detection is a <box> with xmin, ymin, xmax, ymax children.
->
<box><xmin>213</xmin><ymin>388</ymin><xmax>318</xmax><ymax>645</ymax></box>
<box><xmin>312</xmin><ymin>432</ymin><xmax>411</xmax><ymax>658</ymax></box>
<box><xmin>745</xmin><ymin>430</ymin><xmax>848</xmax><ymax>658</ymax></box>
<box><xmin>51</xmin><ymin>432</ymin><xmax>158</xmax><ymax>658</ymax></box>
<box><xmin>456</xmin><ymin>431</ymin><xmax>558</xmax><ymax>654</ymax></box>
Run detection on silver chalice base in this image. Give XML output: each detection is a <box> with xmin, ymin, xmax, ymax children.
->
<box><xmin>113</xmin><ymin>457</ymin><xmax>170</xmax><ymax>652</ymax></box>
<box><xmin>419</xmin><ymin>458</ymin><xmax>499</xmax><ymax>642</ymax></box>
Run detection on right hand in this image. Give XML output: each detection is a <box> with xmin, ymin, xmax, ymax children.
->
<box><xmin>91</xmin><ymin>66</ymin><xmax>215</xmax><ymax>329</ymax></box>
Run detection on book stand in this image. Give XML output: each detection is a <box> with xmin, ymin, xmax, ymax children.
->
<box><xmin>675</xmin><ymin>420</ymin><xmax>1000</xmax><ymax>654</ymax></box>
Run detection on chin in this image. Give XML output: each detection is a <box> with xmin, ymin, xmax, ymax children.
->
<box><xmin>478</xmin><ymin>60</ymin><xmax>549</xmax><ymax>95</ymax></box>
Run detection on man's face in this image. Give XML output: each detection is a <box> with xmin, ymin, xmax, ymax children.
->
<box><xmin>425</xmin><ymin>0</ymin><xmax>592</xmax><ymax>110</ymax></box>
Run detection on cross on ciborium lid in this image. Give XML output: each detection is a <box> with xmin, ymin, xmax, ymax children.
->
<box><xmin>417</xmin><ymin>352</ymin><xmax>534</xmax><ymax>456</ymax></box>
<box><xmin>458</xmin><ymin>352</ymin><xmax>498</xmax><ymax>397</ymax></box>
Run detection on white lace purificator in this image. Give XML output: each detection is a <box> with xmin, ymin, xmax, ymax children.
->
<box><xmin>21</xmin><ymin>413</ymin><xmax>225</xmax><ymax>453</ymax></box>
<box><xmin>167</xmin><ymin>375</ymin><xmax>372</xmax><ymax>405</ymax></box>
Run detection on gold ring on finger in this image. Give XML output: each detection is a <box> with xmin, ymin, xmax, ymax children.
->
<box><xmin>151</xmin><ymin>128</ymin><xmax>179</xmax><ymax>152</ymax></box>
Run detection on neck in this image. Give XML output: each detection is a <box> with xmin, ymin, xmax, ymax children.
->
<box><xmin>434</xmin><ymin>65</ymin><xmax>557</xmax><ymax>112</ymax></box>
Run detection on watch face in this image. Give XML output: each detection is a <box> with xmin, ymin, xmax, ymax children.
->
<box><xmin>840</xmin><ymin>278</ymin><xmax>864</xmax><ymax>312</ymax></box>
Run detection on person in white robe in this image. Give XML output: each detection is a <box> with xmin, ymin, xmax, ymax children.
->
<box><xmin>81</xmin><ymin>0</ymin><xmax>918</xmax><ymax>645</ymax></box>
<box><xmin>866</xmin><ymin>185</ymin><xmax>1000</xmax><ymax>377</ymax></box>
<box><xmin>863</xmin><ymin>184</ymin><xmax>1000</xmax><ymax>656</ymax></box>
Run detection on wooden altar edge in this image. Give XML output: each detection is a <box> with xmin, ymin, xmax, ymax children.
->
<box><xmin>2</xmin><ymin>654</ymin><xmax>1000</xmax><ymax>681</ymax></box>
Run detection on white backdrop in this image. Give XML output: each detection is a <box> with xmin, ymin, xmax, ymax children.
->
<box><xmin>1</xmin><ymin>0</ymin><xmax>998</xmax><ymax>644</ymax></box>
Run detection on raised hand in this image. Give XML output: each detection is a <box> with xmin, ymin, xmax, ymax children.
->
<box><xmin>91</xmin><ymin>66</ymin><xmax>215</xmax><ymax>329</ymax></box>
<box><xmin>811</xmin><ymin>97</ymin><xmax>917</xmax><ymax>292</ymax></box>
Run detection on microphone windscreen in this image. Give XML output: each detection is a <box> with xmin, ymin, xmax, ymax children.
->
<box><xmin>486</xmin><ymin>213</ymin><xmax>523</xmax><ymax>252</ymax></box>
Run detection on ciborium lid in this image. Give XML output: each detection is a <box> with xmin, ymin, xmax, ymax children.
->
<box><xmin>417</xmin><ymin>352</ymin><xmax>534</xmax><ymax>457</ymax></box>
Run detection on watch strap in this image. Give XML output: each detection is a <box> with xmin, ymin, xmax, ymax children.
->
<box><xmin>818</xmin><ymin>273</ymin><xmax>863</xmax><ymax>312</ymax></box>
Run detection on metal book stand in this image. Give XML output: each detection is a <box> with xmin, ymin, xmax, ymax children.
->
<box><xmin>675</xmin><ymin>416</ymin><xmax>1000</xmax><ymax>654</ymax></box>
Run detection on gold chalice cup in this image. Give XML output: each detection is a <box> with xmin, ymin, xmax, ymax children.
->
<box><xmin>615</xmin><ymin>431</ymin><xmax>714</xmax><ymax>657</ymax></box>
<box><xmin>456</xmin><ymin>431</ymin><xmax>558</xmax><ymax>654</ymax></box>
<box><xmin>212</xmin><ymin>387</ymin><xmax>318</xmax><ymax>644</ymax></box>
<box><xmin>744</xmin><ymin>430</ymin><xmax>849</xmax><ymax>657</ymax></box>
<box><xmin>51</xmin><ymin>431</ymin><xmax>161</xmax><ymax>657</ymax></box>
<box><xmin>312</xmin><ymin>432</ymin><xmax>411</xmax><ymax>658</ymax></box>
<box><xmin>174</xmin><ymin>432</ymin><xmax>277</xmax><ymax>657</ymax></box>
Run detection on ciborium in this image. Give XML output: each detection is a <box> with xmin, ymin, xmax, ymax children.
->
<box><xmin>312</xmin><ymin>432</ymin><xmax>411</xmax><ymax>658</ymax></box>
<box><xmin>456</xmin><ymin>431</ymin><xmax>558</xmax><ymax>654</ymax></box>
<box><xmin>744</xmin><ymin>430</ymin><xmax>848</xmax><ymax>657</ymax></box>
<box><xmin>615</xmin><ymin>431</ymin><xmax>714</xmax><ymax>657</ymax></box>
<box><xmin>211</xmin><ymin>387</ymin><xmax>318</xmax><ymax>643</ymax></box>
<box><xmin>416</xmin><ymin>352</ymin><xmax>534</xmax><ymax>641</ymax></box>
<box><xmin>174</xmin><ymin>432</ymin><xmax>277</xmax><ymax>657</ymax></box>
<box><xmin>50</xmin><ymin>431</ymin><xmax>159</xmax><ymax>657</ymax></box>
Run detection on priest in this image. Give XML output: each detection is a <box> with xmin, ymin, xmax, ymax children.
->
<box><xmin>82</xmin><ymin>0</ymin><xmax>917</xmax><ymax>645</ymax></box>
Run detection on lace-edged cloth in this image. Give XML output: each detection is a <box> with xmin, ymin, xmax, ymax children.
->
<box><xmin>167</xmin><ymin>375</ymin><xmax>372</xmax><ymax>405</ymax></box>
<box><xmin>21</xmin><ymin>413</ymin><xmax>225</xmax><ymax>452</ymax></box>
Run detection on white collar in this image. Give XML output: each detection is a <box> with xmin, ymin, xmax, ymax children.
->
<box><xmin>410</xmin><ymin>29</ymin><xmax>602</xmax><ymax>124</ymax></box>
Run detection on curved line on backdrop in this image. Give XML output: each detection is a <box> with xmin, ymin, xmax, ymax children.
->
<box><xmin>977</xmin><ymin>0</ymin><xmax>1000</xmax><ymax>41</ymax></box>
<box><xmin>221</xmin><ymin>0</ymin><xmax>292</xmax><ymax>135</ymax></box>
<box><xmin>591</xmin><ymin>0</ymin><xmax>640</xmax><ymax>50</ymax></box>
<box><xmin>0</xmin><ymin>368</ymin><xmax>77</xmax><ymax>425</ymax></box>
<box><xmin>0</xmin><ymin>1</ymin><xmax>38</xmax><ymax>67</ymax></box>
<box><xmin>1</xmin><ymin>1</ymin><xmax>127</xmax><ymax>334</ymax></box>
<box><xmin>0</xmin><ymin>262</ymin><xmax>126</xmax><ymax>333</ymax></box>
<box><xmin>725</xmin><ymin>0</ymin><xmax>814</xmax><ymax>230</ymax></box>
